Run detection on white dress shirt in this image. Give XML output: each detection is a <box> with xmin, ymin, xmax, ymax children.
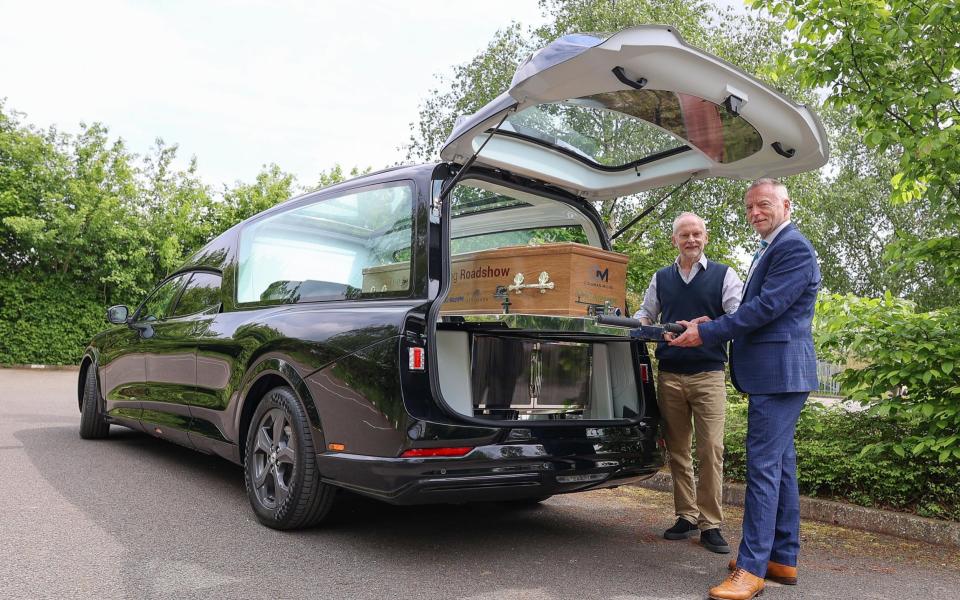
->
<box><xmin>634</xmin><ymin>253</ymin><xmax>743</xmax><ymax>323</ymax></box>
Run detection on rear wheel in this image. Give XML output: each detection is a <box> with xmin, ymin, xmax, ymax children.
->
<box><xmin>79</xmin><ymin>365</ymin><xmax>110</xmax><ymax>439</ymax></box>
<box><xmin>244</xmin><ymin>386</ymin><xmax>335</xmax><ymax>529</ymax></box>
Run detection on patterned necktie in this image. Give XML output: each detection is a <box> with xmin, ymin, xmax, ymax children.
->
<box><xmin>752</xmin><ymin>240</ymin><xmax>769</xmax><ymax>263</ymax></box>
<box><xmin>746</xmin><ymin>239</ymin><xmax>769</xmax><ymax>287</ymax></box>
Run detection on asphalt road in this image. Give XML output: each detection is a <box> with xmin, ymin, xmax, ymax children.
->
<box><xmin>2</xmin><ymin>368</ymin><xmax>959</xmax><ymax>600</ymax></box>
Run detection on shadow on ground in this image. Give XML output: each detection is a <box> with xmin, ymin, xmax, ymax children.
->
<box><xmin>17</xmin><ymin>424</ymin><xmax>709</xmax><ymax>599</ymax></box>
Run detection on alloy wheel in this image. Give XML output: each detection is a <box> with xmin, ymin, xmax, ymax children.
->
<box><xmin>251</xmin><ymin>408</ymin><xmax>296</xmax><ymax>510</ymax></box>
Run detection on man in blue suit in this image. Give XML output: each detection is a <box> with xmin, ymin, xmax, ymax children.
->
<box><xmin>668</xmin><ymin>178</ymin><xmax>821</xmax><ymax>600</ymax></box>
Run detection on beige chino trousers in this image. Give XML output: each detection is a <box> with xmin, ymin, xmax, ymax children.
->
<box><xmin>657</xmin><ymin>369</ymin><xmax>726</xmax><ymax>530</ymax></box>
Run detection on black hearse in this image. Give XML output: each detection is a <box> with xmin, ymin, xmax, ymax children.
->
<box><xmin>79</xmin><ymin>26</ymin><xmax>827</xmax><ymax>529</ymax></box>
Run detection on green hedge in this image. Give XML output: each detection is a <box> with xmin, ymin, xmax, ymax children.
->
<box><xmin>723</xmin><ymin>400</ymin><xmax>960</xmax><ymax>521</ymax></box>
<box><xmin>0</xmin><ymin>275</ymin><xmax>105</xmax><ymax>365</ymax></box>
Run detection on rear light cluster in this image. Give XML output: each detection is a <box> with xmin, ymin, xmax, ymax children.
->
<box><xmin>408</xmin><ymin>347</ymin><xmax>425</xmax><ymax>371</ymax></box>
<box><xmin>639</xmin><ymin>364</ymin><xmax>650</xmax><ymax>383</ymax></box>
<box><xmin>400</xmin><ymin>447</ymin><xmax>473</xmax><ymax>458</ymax></box>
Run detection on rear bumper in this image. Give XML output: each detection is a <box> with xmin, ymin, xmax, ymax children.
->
<box><xmin>315</xmin><ymin>437</ymin><xmax>664</xmax><ymax>505</ymax></box>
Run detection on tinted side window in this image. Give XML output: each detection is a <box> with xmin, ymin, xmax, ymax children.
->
<box><xmin>237</xmin><ymin>181</ymin><xmax>414</xmax><ymax>305</ymax></box>
<box><xmin>136</xmin><ymin>275</ymin><xmax>189</xmax><ymax>322</ymax></box>
<box><xmin>170</xmin><ymin>272</ymin><xmax>222</xmax><ymax>317</ymax></box>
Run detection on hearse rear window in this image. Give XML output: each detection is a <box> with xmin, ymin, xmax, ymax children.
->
<box><xmin>237</xmin><ymin>181</ymin><xmax>415</xmax><ymax>304</ymax></box>
<box><xmin>448</xmin><ymin>180</ymin><xmax>598</xmax><ymax>252</ymax></box>
<box><xmin>451</xmin><ymin>227</ymin><xmax>588</xmax><ymax>254</ymax></box>
<box><xmin>503</xmin><ymin>89</ymin><xmax>764</xmax><ymax>167</ymax></box>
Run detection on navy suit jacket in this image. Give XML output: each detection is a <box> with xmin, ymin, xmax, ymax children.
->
<box><xmin>698</xmin><ymin>223</ymin><xmax>821</xmax><ymax>394</ymax></box>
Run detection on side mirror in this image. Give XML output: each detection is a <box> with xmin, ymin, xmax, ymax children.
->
<box><xmin>106</xmin><ymin>305</ymin><xmax>130</xmax><ymax>325</ymax></box>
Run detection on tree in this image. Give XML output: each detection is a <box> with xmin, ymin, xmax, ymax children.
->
<box><xmin>791</xmin><ymin>106</ymin><xmax>956</xmax><ymax>307</ymax></box>
<box><xmin>1</xmin><ymin>117</ymin><xmax>156</xmax><ymax>301</ymax></box>
<box><xmin>404</xmin><ymin>22</ymin><xmax>533</xmax><ymax>163</ymax></box>
<box><xmin>753</xmin><ymin>0</ymin><xmax>960</xmax><ymax>303</ymax></box>
<box><xmin>817</xmin><ymin>293</ymin><xmax>960</xmax><ymax>463</ymax></box>
<box><xmin>0</xmin><ymin>102</ymin><xmax>69</xmax><ymax>274</ymax></box>
<box><xmin>313</xmin><ymin>164</ymin><xmax>372</xmax><ymax>191</ymax></box>
<box><xmin>211</xmin><ymin>164</ymin><xmax>298</xmax><ymax>235</ymax></box>
<box><xmin>754</xmin><ymin>0</ymin><xmax>960</xmax><ymax>461</ymax></box>
<box><xmin>139</xmin><ymin>139</ymin><xmax>216</xmax><ymax>282</ymax></box>
<box><xmin>404</xmin><ymin>0</ymin><xmax>806</xmax><ymax>298</ymax></box>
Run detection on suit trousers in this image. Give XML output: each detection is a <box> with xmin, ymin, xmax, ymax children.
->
<box><xmin>737</xmin><ymin>392</ymin><xmax>808</xmax><ymax>578</ymax></box>
<box><xmin>656</xmin><ymin>370</ymin><xmax>726</xmax><ymax>529</ymax></box>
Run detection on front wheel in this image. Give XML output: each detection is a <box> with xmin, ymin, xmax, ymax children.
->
<box><xmin>79</xmin><ymin>365</ymin><xmax>110</xmax><ymax>439</ymax></box>
<box><xmin>244</xmin><ymin>386</ymin><xmax>335</xmax><ymax>529</ymax></box>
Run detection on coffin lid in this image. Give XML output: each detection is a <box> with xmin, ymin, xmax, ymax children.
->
<box><xmin>440</xmin><ymin>26</ymin><xmax>828</xmax><ymax>201</ymax></box>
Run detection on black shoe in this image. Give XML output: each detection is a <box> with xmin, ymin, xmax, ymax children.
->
<box><xmin>663</xmin><ymin>518</ymin><xmax>698</xmax><ymax>540</ymax></box>
<box><xmin>700</xmin><ymin>528</ymin><xmax>731</xmax><ymax>554</ymax></box>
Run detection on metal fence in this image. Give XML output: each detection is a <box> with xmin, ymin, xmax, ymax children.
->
<box><xmin>817</xmin><ymin>360</ymin><xmax>843</xmax><ymax>396</ymax></box>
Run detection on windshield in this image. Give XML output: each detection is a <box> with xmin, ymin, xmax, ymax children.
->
<box><xmin>501</xmin><ymin>89</ymin><xmax>763</xmax><ymax>168</ymax></box>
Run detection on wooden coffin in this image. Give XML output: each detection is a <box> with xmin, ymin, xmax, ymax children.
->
<box><xmin>362</xmin><ymin>242</ymin><xmax>627</xmax><ymax>316</ymax></box>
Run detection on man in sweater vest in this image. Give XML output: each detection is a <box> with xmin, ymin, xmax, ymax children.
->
<box><xmin>635</xmin><ymin>211</ymin><xmax>743</xmax><ymax>554</ymax></box>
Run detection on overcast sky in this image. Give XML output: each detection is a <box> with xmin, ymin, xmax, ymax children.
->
<box><xmin>1</xmin><ymin>0</ymin><xmax>746</xmax><ymax>190</ymax></box>
<box><xmin>1</xmin><ymin>0</ymin><xmax>550</xmax><ymax>188</ymax></box>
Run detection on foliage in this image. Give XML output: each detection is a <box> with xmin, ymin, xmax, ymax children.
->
<box><xmin>404</xmin><ymin>22</ymin><xmax>533</xmax><ymax>164</ymax></box>
<box><xmin>1</xmin><ymin>108</ymin><xmax>157</xmax><ymax>302</ymax></box>
<box><xmin>404</xmin><ymin>0</ymin><xmax>809</xmax><ymax>302</ymax></box>
<box><xmin>0</xmin><ymin>101</ymin><xmax>314</xmax><ymax>364</ymax></box>
<box><xmin>814</xmin><ymin>293</ymin><xmax>960</xmax><ymax>464</ymax></box>
<box><xmin>749</xmin><ymin>0</ymin><xmax>960</xmax><ymax>463</ymax></box>
<box><xmin>139</xmin><ymin>140</ymin><xmax>219</xmax><ymax>282</ymax></box>
<box><xmin>208</xmin><ymin>163</ymin><xmax>298</xmax><ymax>236</ymax></box>
<box><xmin>0</xmin><ymin>273</ymin><xmax>105</xmax><ymax>365</ymax></box>
<box><xmin>403</xmin><ymin>0</ymin><xmax>957</xmax><ymax>312</ymax></box>
<box><xmin>313</xmin><ymin>164</ymin><xmax>373</xmax><ymax>191</ymax></box>
<box><xmin>791</xmin><ymin>107</ymin><xmax>957</xmax><ymax>308</ymax></box>
<box><xmin>724</xmin><ymin>401</ymin><xmax>960</xmax><ymax>521</ymax></box>
<box><xmin>0</xmin><ymin>103</ymin><xmax>69</xmax><ymax>272</ymax></box>
<box><xmin>753</xmin><ymin>0</ymin><xmax>960</xmax><ymax>305</ymax></box>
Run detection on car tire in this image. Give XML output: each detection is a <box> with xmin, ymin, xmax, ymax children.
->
<box><xmin>79</xmin><ymin>365</ymin><xmax>110</xmax><ymax>439</ymax></box>
<box><xmin>244</xmin><ymin>386</ymin><xmax>335</xmax><ymax>530</ymax></box>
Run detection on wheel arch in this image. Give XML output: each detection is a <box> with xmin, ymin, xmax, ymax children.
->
<box><xmin>77</xmin><ymin>349</ymin><xmax>100</xmax><ymax>412</ymax></box>
<box><xmin>235</xmin><ymin>358</ymin><xmax>324</xmax><ymax>465</ymax></box>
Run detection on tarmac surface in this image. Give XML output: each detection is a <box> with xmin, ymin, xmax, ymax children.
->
<box><xmin>2</xmin><ymin>368</ymin><xmax>959</xmax><ymax>599</ymax></box>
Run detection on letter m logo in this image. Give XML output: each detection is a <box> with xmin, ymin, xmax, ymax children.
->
<box><xmin>595</xmin><ymin>267</ymin><xmax>609</xmax><ymax>282</ymax></box>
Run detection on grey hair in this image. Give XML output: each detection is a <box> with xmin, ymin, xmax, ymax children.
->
<box><xmin>672</xmin><ymin>211</ymin><xmax>707</xmax><ymax>235</ymax></box>
<box><xmin>746</xmin><ymin>177</ymin><xmax>790</xmax><ymax>201</ymax></box>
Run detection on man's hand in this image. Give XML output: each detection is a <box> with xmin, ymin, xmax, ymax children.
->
<box><xmin>689</xmin><ymin>316</ymin><xmax>712</xmax><ymax>325</ymax></box>
<box><xmin>669</xmin><ymin>319</ymin><xmax>703</xmax><ymax>347</ymax></box>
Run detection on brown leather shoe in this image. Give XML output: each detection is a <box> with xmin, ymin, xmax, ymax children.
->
<box><xmin>727</xmin><ymin>559</ymin><xmax>798</xmax><ymax>585</ymax></box>
<box><xmin>709</xmin><ymin>568</ymin><xmax>765</xmax><ymax>600</ymax></box>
